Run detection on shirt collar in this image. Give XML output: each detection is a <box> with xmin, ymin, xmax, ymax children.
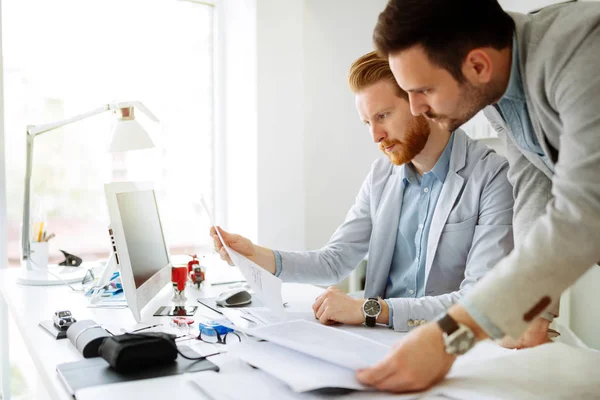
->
<box><xmin>500</xmin><ymin>35</ymin><xmax>525</xmax><ymax>102</ymax></box>
<box><xmin>402</xmin><ymin>132</ymin><xmax>454</xmax><ymax>185</ymax></box>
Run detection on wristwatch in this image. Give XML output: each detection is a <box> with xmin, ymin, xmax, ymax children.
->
<box><xmin>436</xmin><ymin>312</ymin><xmax>476</xmax><ymax>355</ymax></box>
<box><xmin>362</xmin><ymin>298</ymin><xmax>381</xmax><ymax>327</ymax></box>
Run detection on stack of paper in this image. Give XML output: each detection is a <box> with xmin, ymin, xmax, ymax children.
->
<box><xmin>226</xmin><ymin>319</ymin><xmax>391</xmax><ymax>392</ymax></box>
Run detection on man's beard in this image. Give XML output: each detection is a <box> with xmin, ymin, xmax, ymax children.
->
<box><xmin>425</xmin><ymin>81</ymin><xmax>500</xmax><ymax>132</ymax></box>
<box><xmin>379</xmin><ymin>115</ymin><xmax>430</xmax><ymax>166</ymax></box>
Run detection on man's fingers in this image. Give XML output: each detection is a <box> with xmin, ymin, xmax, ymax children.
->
<box><xmin>356</xmin><ymin>357</ymin><xmax>397</xmax><ymax>387</ymax></box>
<box><xmin>315</xmin><ymin>299</ymin><xmax>327</xmax><ymax>320</ymax></box>
<box><xmin>318</xmin><ymin>309</ymin><xmax>332</xmax><ymax>325</ymax></box>
<box><xmin>312</xmin><ymin>293</ymin><xmax>327</xmax><ymax>314</ymax></box>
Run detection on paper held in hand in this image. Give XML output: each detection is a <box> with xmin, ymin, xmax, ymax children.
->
<box><xmin>200</xmin><ymin>196</ymin><xmax>286</xmax><ymax>319</ymax></box>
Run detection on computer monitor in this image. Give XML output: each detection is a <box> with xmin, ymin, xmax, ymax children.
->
<box><xmin>104</xmin><ymin>182</ymin><xmax>172</xmax><ymax>322</ymax></box>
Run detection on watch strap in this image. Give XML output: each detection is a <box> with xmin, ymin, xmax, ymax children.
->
<box><xmin>436</xmin><ymin>313</ymin><xmax>460</xmax><ymax>335</ymax></box>
<box><xmin>364</xmin><ymin>297</ymin><xmax>379</xmax><ymax>327</ymax></box>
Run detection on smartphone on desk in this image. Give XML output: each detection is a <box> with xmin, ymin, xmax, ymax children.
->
<box><xmin>153</xmin><ymin>305</ymin><xmax>198</xmax><ymax>317</ymax></box>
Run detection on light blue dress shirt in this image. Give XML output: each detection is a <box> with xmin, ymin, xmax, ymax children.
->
<box><xmin>494</xmin><ymin>36</ymin><xmax>554</xmax><ymax>173</ymax></box>
<box><xmin>462</xmin><ymin>35</ymin><xmax>552</xmax><ymax>340</ymax></box>
<box><xmin>384</xmin><ymin>133</ymin><xmax>454</xmax><ymax>326</ymax></box>
<box><xmin>276</xmin><ymin>133</ymin><xmax>455</xmax><ymax>328</ymax></box>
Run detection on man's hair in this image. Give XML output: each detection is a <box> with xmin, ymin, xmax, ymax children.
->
<box><xmin>373</xmin><ymin>0</ymin><xmax>514</xmax><ymax>82</ymax></box>
<box><xmin>348</xmin><ymin>51</ymin><xmax>408</xmax><ymax>100</ymax></box>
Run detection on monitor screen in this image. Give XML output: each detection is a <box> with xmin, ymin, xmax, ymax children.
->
<box><xmin>116</xmin><ymin>190</ymin><xmax>169</xmax><ymax>288</ymax></box>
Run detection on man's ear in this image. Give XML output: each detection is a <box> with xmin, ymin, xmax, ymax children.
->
<box><xmin>462</xmin><ymin>49</ymin><xmax>494</xmax><ymax>84</ymax></box>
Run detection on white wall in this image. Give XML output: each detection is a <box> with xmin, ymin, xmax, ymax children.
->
<box><xmin>256</xmin><ymin>0</ymin><xmax>305</xmax><ymax>250</ymax></box>
<box><xmin>303</xmin><ymin>0</ymin><xmax>385</xmax><ymax>249</ymax></box>
<box><xmin>223</xmin><ymin>0</ymin><xmax>384</xmax><ymax>252</ymax></box>
<box><xmin>0</xmin><ymin>0</ymin><xmax>6</xmax><ymax>270</ymax></box>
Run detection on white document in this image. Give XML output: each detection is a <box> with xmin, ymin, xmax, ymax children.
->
<box><xmin>246</xmin><ymin>319</ymin><xmax>391</xmax><ymax>370</ymax></box>
<box><xmin>232</xmin><ymin>341</ymin><xmax>368</xmax><ymax>392</ymax></box>
<box><xmin>200</xmin><ymin>196</ymin><xmax>286</xmax><ymax>318</ymax></box>
<box><xmin>427</xmin><ymin>342</ymin><xmax>600</xmax><ymax>400</ymax></box>
<box><xmin>190</xmin><ymin>370</ymin><xmax>322</xmax><ymax>400</ymax></box>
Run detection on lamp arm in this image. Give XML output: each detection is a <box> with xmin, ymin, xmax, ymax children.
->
<box><xmin>21</xmin><ymin>104</ymin><xmax>111</xmax><ymax>261</ymax></box>
<box><xmin>27</xmin><ymin>105</ymin><xmax>110</xmax><ymax>137</ymax></box>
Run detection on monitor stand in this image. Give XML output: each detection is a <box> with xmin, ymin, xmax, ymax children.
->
<box><xmin>88</xmin><ymin>252</ymin><xmax>119</xmax><ymax>305</ymax></box>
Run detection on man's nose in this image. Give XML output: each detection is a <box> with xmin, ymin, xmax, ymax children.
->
<box><xmin>409</xmin><ymin>93</ymin><xmax>429</xmax><ymax>116</ymax></box>
<box><xmin>371</xmin><ymin>125</ymin><xmax>387</xmax><ymax>144</ymax></box>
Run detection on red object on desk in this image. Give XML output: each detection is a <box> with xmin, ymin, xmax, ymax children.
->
<box><xmin>171</xmin><ymin>265</ymin><xmax>188</xmax><ymax>291</ymax></box>
<box><xmin>187</xmin><ymin>254</ymin><xmax>200</xmax><ymax>273</ymax></box>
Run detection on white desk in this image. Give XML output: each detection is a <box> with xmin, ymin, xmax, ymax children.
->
<box><xmin>0</xmin><ymin>265</ymin><xmax>402</xmax><ymax>400</ymax></box>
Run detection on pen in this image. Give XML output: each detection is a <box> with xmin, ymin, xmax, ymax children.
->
<box><xmin>196</xmin><ymin>299</ymin><xmax>223</xmax><ymax>315</ymax></box>
<box><xmin>210</xmin><ymin>280</ymin><xmax>246</xmax><ymax>286</ymax></box>
<box><xmin>130</xmin><ymin>324</ymin><xmax>162</xmax><ymax>333</ymax></box>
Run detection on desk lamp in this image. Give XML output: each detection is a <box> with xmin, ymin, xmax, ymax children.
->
<box><xmin>19</xmin><ymin>101</ymin><xmax>159</xmax><ymax>285</ymax></box>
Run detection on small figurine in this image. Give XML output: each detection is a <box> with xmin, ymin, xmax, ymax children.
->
<box><xmin>53</xmin><ymin>310</ymin><xmax>76</xmax><ymax>331</ymax></box>
<box><xmin>188</xmin><ymin>255</ymin><xmax>206</xmax><ymax>289</ymax></box>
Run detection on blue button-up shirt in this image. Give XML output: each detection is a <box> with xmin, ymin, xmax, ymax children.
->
<box><xmin>494</xmin><ymin>35</ymin><xmax>554</xmax><ymax>173</ymax></box>
<box><xmin>383</xmin><ymin>133</ymin><xmax>454</xmax><ymax>326</ymax></box>
<box><xmin>385</xmin><ymin>133</ymin><xmax>454</xmax><ymax>299</ymax></box>
<box><xmin>275</xmin><ymin>134</ymin><xmax>455</xmax><ymax>329</ymax></box>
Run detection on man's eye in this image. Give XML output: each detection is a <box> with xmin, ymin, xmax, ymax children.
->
<box><xmin>377</xmin><ymin>113</ymin><xmax>387</xmax><ymax>122</ymax></box>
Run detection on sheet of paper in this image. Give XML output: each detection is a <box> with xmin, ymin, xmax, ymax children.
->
<box><xmin>200</xmin><ymin>195</ymin><xmax>285</xmax><ymax>318</ymax></box>
<box><xmin>232</xmin><ymin>341</ymin><xmax>368</xmax><ymax>392</ymax></box>
<box><xmin>246</xmin><ymin>319</ymin><xmax>391</xmax><ymax>370</ymax></box>
<box><xmin>190</xmin><ymin>370</ymin><xmax>322</xmax><ymax>400</ymax></box>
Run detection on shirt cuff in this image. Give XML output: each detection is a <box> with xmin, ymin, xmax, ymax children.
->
<box><xmin>460</xmin><ymin>297</ymin><xmax>505</xmax><ymax>340</ymax></box>
<box><xmin>273</xmin><ymin>250</ymin><xmax>283</xmax><ymax>277</ymax></box>
<box><xmin>385</xmin><ymin>299</ymin><xmax>394</xmax><ymax>328</ymax></box>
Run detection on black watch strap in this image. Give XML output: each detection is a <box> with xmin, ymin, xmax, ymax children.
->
<box><xmin>365</xmin><ymin>315</ymin><xmax>376</xmax><ymax>327</ymax></box>
<box><xmin>365</xmin><ymin>297</ymin><xmax>378</xmax><ymax>327</ymax></box>
<box><xmin>436</xmin><ymin>313</ymin><xmax>459</xmax><ymax>335</ymax></box>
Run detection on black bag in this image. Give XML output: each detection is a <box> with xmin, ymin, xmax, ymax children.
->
<box><xmin>98</xmin><ymin>332</ymin><xmax>178</xmax><ymax>373</ymax></box>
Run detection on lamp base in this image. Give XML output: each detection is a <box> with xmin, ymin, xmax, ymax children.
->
<box><xmin>17</xmin><ymin>263</ymin><xmax>88</xmax><ymax>286</ymax></box>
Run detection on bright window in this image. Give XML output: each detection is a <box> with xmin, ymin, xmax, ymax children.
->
<box><xmin>3</xmin><ymin>0</ymin><xmax>216</xmax><ymax>265</ymax></box>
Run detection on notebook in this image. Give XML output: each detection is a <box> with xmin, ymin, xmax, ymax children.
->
<box><xmin>56</xmin><ymin>345</ymin><xmax>219</xmax><ymax>397</ymax></box>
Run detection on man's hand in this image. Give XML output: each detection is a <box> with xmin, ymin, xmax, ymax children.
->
<box><xmin>209</xmin><ymin>226</ymin><xmax>277</xmax><ymax>274</ymax></box>
<box><xmin>356</xmin><ymin>304</ymin><xmax>488</xmax><ymax>393</ymax></box>
<box><xmin>210</xmin><ymin>226</ymin><xmax>255</xmax><ymax>265</ymax></box>
<box><xmin>356</xmin><ymin>322</ymin><xmax>456</xmax><ymax>392</ymax></box>
<box><xmin>498</xmin><ymin>317</ymin><xmax>554</xmax><ymax>349</ymax></box>
<box><xmin>312</xmin><ymin>287</ymin><xmax>366</xmax><ymax>325</ymax></box>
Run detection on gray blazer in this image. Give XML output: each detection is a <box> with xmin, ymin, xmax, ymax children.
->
<box><xmin>468</xmin><ymin>2</ymin><xmax>600</xmax><ymax>339</ymax></box>
<box><xmin>279</xmin><ymin>130</ymin><xmax>514</xmax><ymax>331</ymax></box>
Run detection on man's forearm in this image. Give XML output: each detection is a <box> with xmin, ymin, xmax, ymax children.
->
<box><xmin>247</xmin><ymin>245</ymin><xmax>277</xmax><ymax>274</ymax></box>
<box><xmin>448</xmin><ymin>304</ymin><xmax>489</xmax><ymax>341</ymax></box>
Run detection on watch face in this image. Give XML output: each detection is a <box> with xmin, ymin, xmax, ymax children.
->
<box><xmin>363</xmin><ymin>300</ymin><xmax>381</xmax><ymax>317</ymax></box>
<box><xmin>445</xmin><ymin>326</ymin><xmax>476</xmax><ymax>355</ymax></box>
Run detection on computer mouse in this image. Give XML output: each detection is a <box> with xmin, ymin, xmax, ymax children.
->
<box><xmin>215</xmin><ymin>288</ymin><xmax>252</xmax><ymax>307</ymax></box>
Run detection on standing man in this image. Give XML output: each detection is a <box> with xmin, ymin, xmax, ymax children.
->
<box><xmin>357</xmin><ymin>0</ymin><xmax>600</xmax><ymax>392</ymax></box>
<box><xmin>212</xmin><ymin>51</ymin><xmax>513</xmax><ymax>331</ymax></box>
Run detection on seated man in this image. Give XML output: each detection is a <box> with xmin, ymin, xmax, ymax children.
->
<box><xmin>211</xmin><ymin>51</ymin><xmax>514</xmax><ymax>331</ymax></box>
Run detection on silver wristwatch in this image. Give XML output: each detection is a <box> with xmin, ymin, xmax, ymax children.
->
<box><xmin>436</xmin><ymin>313</ymin><xmax>476</xmax><ymax>355</ymax></box>
<box><xmin>362</xmin><ymin>297</ymin><xmax>381</xmax><ymax>327</ymax></box>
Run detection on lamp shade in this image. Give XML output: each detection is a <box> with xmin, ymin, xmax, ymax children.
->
<box><xmin>109</xmin><ymin>119</ymin><xmax>155</xmax><ymax>152</ymax></box>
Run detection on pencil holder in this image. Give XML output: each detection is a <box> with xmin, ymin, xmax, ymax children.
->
<box><xmin>29</xmin><ymin>242</ymin><xmax>49</xmax><ymax>270</ymax></box>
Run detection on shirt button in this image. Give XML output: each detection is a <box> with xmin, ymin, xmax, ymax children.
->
<box><xmin>420</xmin><ymin>320</ymin><xmax>427</xmax><ymax>325</ymax></box>
<box><xmin>407</xmin><ymin>319</ymin><xmax>414</xmax><ymax>327</ymax></box>
<box><xmin>409</xmin><ymin>289</ymin><xmax>415</xmax><ymax>295</ymax></box>
<box><xmin>418</xmin><ymin>224</ymin><xmax>423</xmax><ymax>229</ymax></box>
<box><xmin>423</xmin><ymin>188</ymin><xmax>429</xmax><ymax>193</ymax></box>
